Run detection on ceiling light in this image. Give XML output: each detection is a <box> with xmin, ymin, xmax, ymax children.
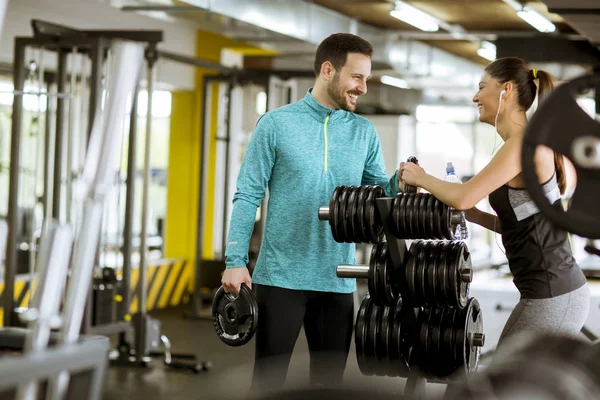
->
<box><xmin>517</xmin><ymin>7</ymin><xmax>556</xmax><ymax>33</ymax></box>
<box><xmin>390</xmin><ymin>1</ymin><xmax>439</xmax><ymax>32</ymax></box>
<box><xmin>502</xmin><ymin>1</ymin><xmax>556</xmax><ymax>33</ymax></box>
<box><xmin>381</xmin><ymin>75</ymin><xmax>410</xmax><ymax>89</ymax></box>
<box><xmin>477</xmin><ymin>41</ymin><xmax>496</xmax><ymax>61</ymax></box>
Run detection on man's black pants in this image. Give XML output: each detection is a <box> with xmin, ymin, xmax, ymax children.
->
<box><xmin>250</xmin><ymin>284</ymin><xmax>354</xmax><ymax>393</ymax></box>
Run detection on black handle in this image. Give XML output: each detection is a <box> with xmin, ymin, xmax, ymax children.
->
<box><xmin>404</xmin><ymin>156</ymin><xmax>419</xmax><ymax>194</ymax></box>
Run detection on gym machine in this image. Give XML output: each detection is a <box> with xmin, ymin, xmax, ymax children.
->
<box><xmin>2</xmin><ymin>19</ymin><xmax>204</xmax><ymax>375</ymax></box>
<box><xmin>0</xmin><ymin>38</ymin><xmax>143</xmax><ymax>400</ymax></box>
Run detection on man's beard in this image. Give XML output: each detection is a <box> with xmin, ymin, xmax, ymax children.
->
<box><xmin>327</xmin><ymin>74</ymin><xmax>357</xmax><ymax>112</ymax></box>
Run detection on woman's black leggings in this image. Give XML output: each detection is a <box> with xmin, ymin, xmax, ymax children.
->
<box><xmin>251</xmin><ymin>284</ymin><xmax>355</xmax><ymax>393</ymax></box>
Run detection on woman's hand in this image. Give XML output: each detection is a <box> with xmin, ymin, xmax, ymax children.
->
<box><xmin>400</xmin><ymin>162</ymin><xmax>426</xmax><ymax>187</ymax></box>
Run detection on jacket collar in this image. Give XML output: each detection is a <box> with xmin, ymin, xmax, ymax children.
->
<box><xmin>302</xmin><ymin>88</ymin><xmax>348</xmax><ymax>121</ymax></box>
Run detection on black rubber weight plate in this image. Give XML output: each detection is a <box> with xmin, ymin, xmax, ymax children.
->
<box><xmin>212</xmin><ymin>284</ymin><xmax>258</xmax><ymax>347</ymax></box>
<box><xmin>356</xmin><ymin>186</ymin><xmax>370</xmax><ymax>243</ymax></box>
<box><xmin>329</xmin><ymin>186</ymin><xmax>343</xmax><ymax>242</ymax></box>
<box><xmin>356</xmin><ymin>295</ymin><xmax>370</xmax><ymax>375</ymax></box>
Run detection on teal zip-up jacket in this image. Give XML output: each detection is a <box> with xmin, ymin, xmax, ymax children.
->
<box><xmin>225</xmin><ymin>89</ymin><xmax>400</xmax><ymax>293</ymax></box>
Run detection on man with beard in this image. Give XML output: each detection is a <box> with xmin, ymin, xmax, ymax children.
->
<box><xmin>221</xmin><ymin>33</ymin><xmax>403</xmax><ymax>395</ymax></box>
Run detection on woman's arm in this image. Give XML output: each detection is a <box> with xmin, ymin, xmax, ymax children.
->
<box><xmin>401</xmin><ymin>134</ymin><xmax>523</xmax><ymax>210</ymax></box>
<box><xmin>465</xmin><ymin>207</ymin><xmax>501</xmax><ymax>234</ymax></box>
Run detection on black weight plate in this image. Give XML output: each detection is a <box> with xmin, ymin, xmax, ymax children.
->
<box><xmin>385</xmin><ymin>301</ymin><xmax>399</xmax><ymax>376</ymax></box>
<box><xmin>440</xmin><ymin>307</ymin><xmax>457</xmax><ymax>377</ymax></box>
<box><xmin>378</xmin><ymin>243</ymin><xmax>395</xmax><ymax>307</ymax></box>
<box><xmin>436</xmin><ymin>242</ymin><xmax>449</xmax><ymax>307</ymax></box>
<box><xmin>418</xmin><ymin>194</ymin><xmax>429</xmax><ymax>239</ymax></box>
<box><xmin>346</xmin><ymin>186</ymin><xmax>359</xmax><ymax>243</ymax></box>
<box><xmin>375</xmin><ymin>303</ymin><xmax>388</xmax><ymax>376</ymax></box>
<box><xmin>455</xmin><ymin>242</ymin><xmax>470</xmax><ymax>309</ymax></box>
<box><xmin>367</xmin><ymin>186</ymin><xmax>379</xmax><ymax>243</ymax></box>
<box><xmin>363</xmin><ymin>187</ymin><xmax>375</xmax><ymax>243</ymax></box>
<box><xmin>446</xmin><ymin>242</ymin><xmax>460</xmax><ymax>308</ymax></box>
<box><xmin>426</xmin><ymin>195</ymin><xmax>435</xmax><ymax>239</ymax></box>
<box><xmin>372</xmin><ymin>243</ymin><xmax>383</xmax><ymax>305</ymax></box>
<box><xmin>413</xmin><ymin>193</ymin><xmax>423</xmax><ymax>239</ymax></box>
<box><xmin>453</xmin><ymin>298</ymin><xmax>479</xmax><ymax>379</ymax></box>
<box><xmin>464</xmin><ymin>298</ymin><xmax>483</xmax><ymax>376</ymax></box>
<box><xmin>411</xmin><ymin>193</ymin><xmax>422</xmax><ymax>239</ymax></box>
<box><xmin>415</xmin><ymin>241</ymin><xmax>429</xmax><ymax>307</ymax></box>
<box><xmin>441</xmin><ymin>242</ymin><xmax>455</xmax><ymax>308</ymax></box>
<box><xmin>428</xmin><ymin>241</ymin><xmax>444</xmax><ymax>307</ymax></box>
<box><xmin>355</xmin><ymin>295</ymin><xmax>370</xmax><ymax>375</ymax></box>
<box><xmin>404</xmin><ymin>242</ymin><xmax>417</xmax><ymax>306</ymax></box>
<box><xmin>398</xmin><ymin>193</ymin><xmax>409</xmax><ymax>239</ymax></box>
<box><xmin>378</xmin><ymin>243</ymin><xmax>389</xmax><ymax>305</ymax></box>
<box><xmin>442</xmin><ymin>203</ymin><xmax>454</xmax><ymax>240</ymax></box>
<box><xmin>366</xmin><ymin>301</ymin><xmax>381</xmax><ymax>375</ymax></box>
<box><xmin>356</xmin><ymin>186</ymin><xmax>370</xmax><ymax>243</ymax></box>
<box><xmin>378</xmin><ymin>304</ymin><xmax>391</xmax><ymax>376</ymax></box>
<box><xmin>419</xmin><ymin>241</ymin><xmax>434</xmax><ymax>308</ymax></box>
<box><xmin>407</xmin><ymin>241</ymin><xmax>421</xmax><ymax>306</ymax></box>
<box><xmin>434</xmin><ymin>198</ymin><xmax>444</xmax><ymax>240</ymax></box>
<box><xmin>391</xmin><ymin>193</ymin><xmax>402</xmax><ymax>237</ymax></box>
<box><xmin>368</xmin><ymin>244</ymin><xmax>380</xmax><ymax>303</ymax></box>
<box><xmin>457</xmin><ymin>242</ymin><xmax>472</xmax><ymax>309</ymax></box>
<box><xmin>337</xmin><ymin>186</ymin><xmax>351</xmax><ymax>243</ymax></box>
<box><xmin>405</xmin><ymin>194</ymin><xmax>416</xmax><ymax>239</ymax></box>
<box><xmin>372</xmin><ymin>186</ymin><xmax>386</xmax><ymax>243</ymax></box>
<box><xmin>450</xmin><ymin>241</ymin><xmax>468</xmax><ymax>308</ymax></box>
<box><xmin>329</xmin><ymin>186</ymin><xmax>343</xmax><ymax>242</ymax></box>
<box><xmin>409</xmin><ymin>193</ymin><xmax>420</xmax><ymax>239</ymax></box>
<box><xmin>429</xmin><ymin>307</ymin><xmax>445</xmax><ymax>379</ymax></box>
<box><xmin>416</xmin><ymin>307</ymin><xmax>431</xmax><ymax>373</ymax></box>
<box><xmin>422</xmin><ymin>240</ymin><xmax>435</xmax><ymax>307</ymax></box>
<box><xmin>212</xmin><ymin>284</ymin><xmax>258</xmax><ymax>347</ymax></box>
<box><xmin>390</xmin><ymin>299</ymin><xmax>411</xmax><ymax>377</ymax></box>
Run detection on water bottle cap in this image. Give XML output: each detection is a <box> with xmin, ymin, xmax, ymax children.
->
<box><xmin>446</xmin><ymin>162</ymin><xmax>455</xmax><ymax>174</ymax></box>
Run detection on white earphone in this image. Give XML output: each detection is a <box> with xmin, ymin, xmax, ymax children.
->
<box><xmin>499</xmin><ymin>89</ymin><xmax>506</xmax><ymax>102</ymax></box>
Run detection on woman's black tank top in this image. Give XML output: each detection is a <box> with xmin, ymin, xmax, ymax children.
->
<box><xmin>488</xmin><ymin>173</ymin><xmax>587</xmax><ymax>299</ymax></box>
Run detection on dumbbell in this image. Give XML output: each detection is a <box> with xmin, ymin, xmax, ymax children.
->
<box><xmin>318</xmin><ymin>185</ymin><xmax>386</xmax><ymax>244</ymax></box>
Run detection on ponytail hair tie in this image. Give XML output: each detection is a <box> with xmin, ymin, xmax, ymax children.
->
<box><xmin>531</xmin><ymin>69</ymin><xmax>538</xmax><ymax>79</ymax></box>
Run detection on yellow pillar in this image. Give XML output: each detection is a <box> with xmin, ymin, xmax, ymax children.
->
<box><xmin>164</xmin><ymin>30</ymin><xmax>274</xmax><ymax>286</ymax></box>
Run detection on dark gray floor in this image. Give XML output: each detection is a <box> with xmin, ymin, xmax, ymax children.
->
<box><xmin>100</xmin><ymin>277</ymin><xmax>600</xmax><ymax>400</ymax></box>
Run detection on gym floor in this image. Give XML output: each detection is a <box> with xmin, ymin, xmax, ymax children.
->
<box><xmin>101</xmin><ymin>275</ymin><xmax>600</xmax><ymax>400</ymax></box>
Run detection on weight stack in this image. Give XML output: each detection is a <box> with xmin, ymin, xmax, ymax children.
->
<box><xmin>320</xmin><ymin>185</ymin><xmax>485</xmax><ymax>383</ymax></box>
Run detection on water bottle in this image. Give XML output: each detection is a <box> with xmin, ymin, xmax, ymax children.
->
<box><xmin>444</xmin><ymin>162</ymin><xmax>468</xmax><ymax>240</ymax></box>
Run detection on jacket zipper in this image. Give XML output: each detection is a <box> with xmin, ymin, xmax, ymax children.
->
<box><xmin>324</xmin><ymin>113</ymin><xmax>331</xmax><ymax>172</ymax></box>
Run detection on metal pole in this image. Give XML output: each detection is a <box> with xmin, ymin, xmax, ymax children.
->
<box><xmin>5</xmin><ymin>39</ymin><xmax>27</xmax><ymax>327</ymax></box>
<box><xmin>221</xmin><ymin>81</ymin><xmax>233</xmax><ymax>257</ymax></box>
<box><xmin>336</xmin><ymin>264</ymin><xmax>370</xmax><ymax>278</ymax></box>
<box><xmin>191</xmin><ymin>76</ymin><xmax>211</xmax><ymax>316</ymax></box>
<box><xmin>135</xmin><ymin>49</ymin><xmax>155</xmax><ymax>360</ymax></box>
<box><xmin>52</xmin><ymin>50</ymin><xmax>67</xmax><ymax>221</ymax></box>
<box><xmin>120</xmin><ymin>87</ymin><xmax>138</xmax><ymax>322</ymax></box>
<box><xmin>41</xmin><ymin>79</ymin><xmax>55</xmax><ymax>241</ymax></box>
<box><xmin>66</xmin><ymin>47</ymin><xmax>78</xmax><ymax>224</ymax></box>
<box><xmin>88</xmin><ymin>38</ymin><xmax>104</xmax><ymax>142</ymax></box>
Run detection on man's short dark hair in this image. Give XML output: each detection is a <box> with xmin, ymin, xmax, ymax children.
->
<box><xmin>313</xmin><ymin>33</ymin><xmax>373</xmax><ymax>76</ymax></box>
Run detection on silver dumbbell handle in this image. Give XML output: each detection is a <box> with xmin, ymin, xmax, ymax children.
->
<box><xmin>451</xmin><ymin>209</ymin><xmax>463</xmax><ymax>225</ymax></box>
<box><xmin>318</xmin><ymin>206</ymin><xmax>330</xmax><ymax>221</ymax></box>
<box><xmin>336</xmin><ymin>264</ymin><xmax>369</xmax><ymax>278</ymax></box>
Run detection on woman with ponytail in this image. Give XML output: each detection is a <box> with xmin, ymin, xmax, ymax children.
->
<box><xmin>400</xmin><ymin>57</ymin><xmax>589</xmax><ymax>346</ymax></box>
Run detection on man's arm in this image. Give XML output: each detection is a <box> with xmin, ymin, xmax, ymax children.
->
<box><xmin>224</xmin><ymin>114</ymin><xmax>276</xmax><ymax>269</ymax></box>
<box><xmin>361</xmin><ymin>125</ymin><xmax>400</xmax><ymax>197</ymax></box>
